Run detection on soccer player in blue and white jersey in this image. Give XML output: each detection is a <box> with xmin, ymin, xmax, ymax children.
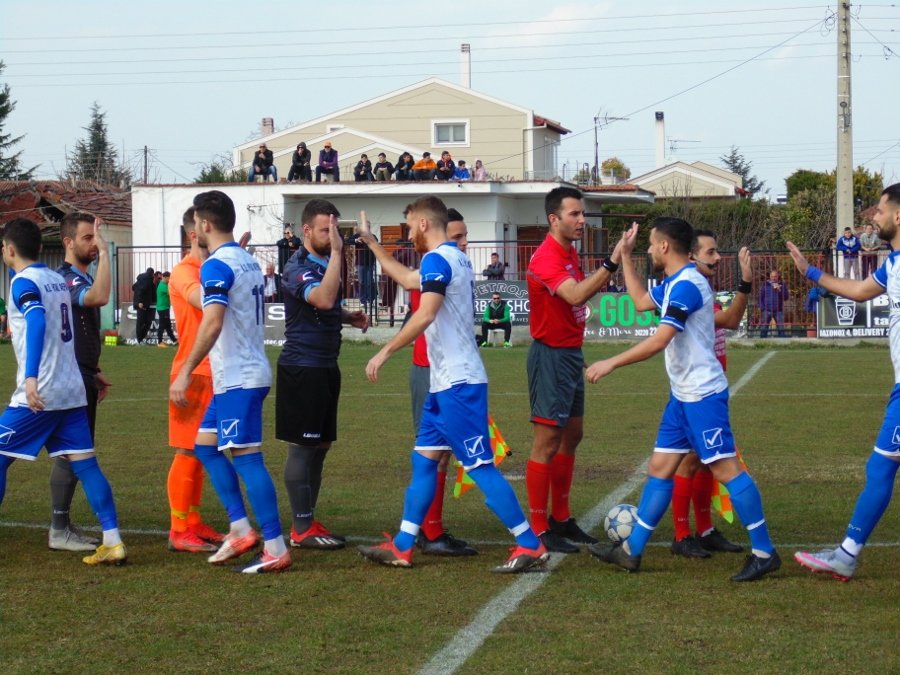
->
<box><xmin>358</xmin><ymin>195</ymin><xmax>548</xmax><ymax>573</ymax></box>
<box><xmin>585</xmin><ymin>217</ymin><xmax>780</xmax><ymax>582</ymax></box>
<box><xmin>169</xmin><ymin>190</ymin><xmax>289</xmax><ymax>574</ymax></box>
<box><xmin>789</xmin><ymin>183</ymin><xmax>900</xmax><ymax>581</ymax></box>
<box><xmin>0</xmin><ymin>218</ymin><xmax>126</xmax><ymax>565</ymax></box>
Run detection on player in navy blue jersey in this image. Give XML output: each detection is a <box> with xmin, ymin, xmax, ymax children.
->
<box><xmin>790</xmin><ymin>184</ymin><xmax>900</xmax><ymax>581</ymax></box>
<box><xmin>586</xmin><ymin>218</ymin><xmax>779</xmax><ymax>582</ymax></box>
<box><xmin>0</xmin><ymin>218</ymin><xmax>126</xmax><ymax>565</ymax></box>
<box><xmin>276</xmin><ymin>199</ymin><xmax>368</xmax><ymax>550</ymax></box>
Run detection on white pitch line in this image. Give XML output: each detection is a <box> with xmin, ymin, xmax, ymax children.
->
<box><xmin>417</xmin><ymin>350</ymin><xmax>777</xmax><ymax>675</ymax></box>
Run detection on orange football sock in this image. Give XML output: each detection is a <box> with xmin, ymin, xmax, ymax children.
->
<box><xmin>168</xmin><ymin>453</ymin><xmax>199</xmax><ymax>532</ymax></box>
<box><xmin>672</xmin><ymin>474</ymin><xmax>693</xmax><ymax>541</ymax></box>
<box><xmin>692</xmin><ymin>469</ymin><xmax>715</xmax><ymax>536</ymax></box>
<box><xmin>420</xmin><ymin>470</ymin><xmax>447</xmax><ymax>540</ymax></box>
<box><xmin>549</xmin><ymin>453</ymin><xmax>575</xmax><ymax>522</ymax></box>
<box><xmin>526</xmin><ymin>460</ymin><xmax>551</xmax><ymax>535</ymax></box>
<box><xmin>187</xmin><ymin>454</ymin><xmax>205</xmax><ymax>526</ymax></box>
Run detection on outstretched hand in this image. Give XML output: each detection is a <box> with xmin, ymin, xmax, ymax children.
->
<box><xmin>785</xmin><ymin>242</ymin><xmax>809</xmax><ymax>275</ymax></box>
<box><xmin>737</xmin><ymin>246</ymin><xmax>751</xmax><ymax>280</ymax></box>
<box><xmin>585</xmin><ymin>359</ymin><xmax>615</xmax><ymax>384</ymax></box>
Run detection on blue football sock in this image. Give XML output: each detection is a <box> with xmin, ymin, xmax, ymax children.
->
<box><xmin>626</xmin><ymin>476</ymin><xmax>673</xmax><ymax>556</ymax></box>
<box><xmin>194</xmin><ymin>444</ymin><xmax>247</xmax><ymax>524</ymax></box>
<box><xmin>0</xmin><ymin>454</ymin><xmax>14</xmax><ymax>504</ymax></box>
<box><xmin>232</xmin><ymin>452</ymin><xmax>283</xmax><ymax>542</ymax></box>
<box><xmin>394</xmin><ymin>452</ymin><xmax>439</xmax><ymax>552</ymax></box>
<box><xmin>844</xmin><ymin>452</ymin><xmax>899</xmax><ymax>548</ymax></box>
<box><xmin>726</xmin><ymin>471</ymin><xmax>774</xmax><ymax>555</ymax></box>
<box><xmin>70</xmin><ymin>456</ymin><xmax>118</xmax><ymax>531</ymax></box>
<box><xmin>470</xmin><ymin>463</ymin><xmax>540</xmax><ymax>549</ymax></box>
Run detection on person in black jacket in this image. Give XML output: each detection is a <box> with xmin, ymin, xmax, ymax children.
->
<box><xmin>395</xmin><ymin>152</ymin><xmax>414</xmax><ymax>181</ymax></box>
<box><xmin>373</xmin><ymin>153</ymin><xmax>394</xmax><ymax>181</ymax></box>
<box><xmin>132</xmin><ymin>267</ymin><xmax>156</xmax><ymax>344</ymax></box>
<box><xmin>248</xmin><ymin>143</ymin><xmax>277</xmax><ymax>183</ymax></box>
<box><xmin>288</xmin><ymin>142</ymin><xmax>312</xmax><ymax>183</ymax></box>
<box><xmin>277</xmin><ymin>225</ymin><xmax>302</xmax><ymax>274</ymax></box>
<box><xmin>353</xmin><ymin>154</ymin><xmax>374</xmax><ymax>182</ymax></box>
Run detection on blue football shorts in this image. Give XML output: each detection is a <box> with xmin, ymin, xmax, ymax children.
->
<box><xmin>0</xmin><ymin>406</ymin><xmax>94</xmax><ymax>460</ymax></box>
<box><xmin>654</xmin><ymin>389</ymin><xmax>737</xmax><ymax>464</ymax></box>
<box><xmin>873</xmin><ymin>383</ymin><xmax>900</xmax><ymax>458</ymax></box>
<box><xmin>199</xmin><ymin>386</ymin><xmax>269</xmax><ymax>451</ymax></box>
<box><xmin>414</xmin><ymin>382</ymin><xmax>494</xmax><ymax>470</ymax></box>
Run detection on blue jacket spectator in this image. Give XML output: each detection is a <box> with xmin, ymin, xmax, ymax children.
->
<box><xmin>453</xmin><ymin>160</ymin><xmax>471</xmax><ymax>181</ymax></box>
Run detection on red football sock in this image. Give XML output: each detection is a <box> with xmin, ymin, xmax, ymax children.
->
<box><xmin>692</xmin><ymin>469</ymin><xmax>715</xmax><ymax>536</ymax></box>
<box><xmin>167</xmin><ymin>454</ymin><xmax>199</xmax><ymax>532</ymax></box>
<box><xmin>187</xmin><ymin>455</ymin><xmax>205</xmax><ymax>526</ymax></box>
<box><xmin>549</xmin><ymin>452</ymin><xmax>575</xmax><ymax>522</ymax></box>
<box><xmin>672</xmin><ymin>474</ymin><xmax>693</xmax><ymax>541</ymax></box>
<box><xmin>526</xmin><ymin>460</ymin><xmax>552</xmax><ymax>535</ymax></box>
<box><xmin>420</xmin><ymin>470</ymin><xmax>447</xmax><ymax>540</ymax></box>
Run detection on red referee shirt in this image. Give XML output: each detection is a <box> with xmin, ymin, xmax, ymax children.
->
<box><xmin>527</xmin><ymin>234</ymin><xmax>587</xmax><ymax>348</ymax></box>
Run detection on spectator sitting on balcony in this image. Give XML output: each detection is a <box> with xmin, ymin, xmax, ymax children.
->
<box><xmin>483</xmin><ymin>252</ymin><xmax>505</xmax><ymax>280</ymax></box>
<box><xmin>353</xmin><ymin>154</ymin><xmax>374</xmax><ymax>182</ymax></box>
<box><xmin>453</xmin><ymin>160</ymin><xmax>471</xmax><ymax>181</ymax></box>
<box><xmin>316</xmin><ymin>141</ymin><xmax>340</xmax><ymax>182</ymax></box>
<box><xmin>395</xmin><ymin>152</ymin><xmax>414</xmax><ymax>181</ymax></box>
<box><xmin>435</xmin><ymin>151</ymin><xmax>455</xmax><ymax>181</ymax></box>
<box><xmin>248</xmin><ymin>143</ymin><xmax>277</xmax><ymax>183</ymax></box>
<box><xmin>413</xmin><ymin>152</ymin><xmax>437</xmax><ymax>181</ymax></box>
<box><xmin>288</xmin><ymin>142</ymin><xmax>312</xmax><ymax>183</ymax></box>
<box><xmin>472</xmin><ymin>158</ymin><xmax>488</xmax><ymax>181</ymax></box>
<box><xmin>373</xmin><ymin>153</ymin><xmax>394</xmax><ymax>181</ymax></box>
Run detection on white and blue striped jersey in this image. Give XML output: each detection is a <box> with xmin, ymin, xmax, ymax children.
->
<box><xmin>7</xmin><ymin>264</ymin><xmax>86</xmax><ymax>410</ymax></box>
<box><xmin>872</xmin><ymin>251</ymin><xmax>900</xmax><ymax>383</ymax></box>
<box><xmin>201</xmin><ymin>242</ymin><xmax>272</xmax><ymax>394</ymax></box>
<box><xmin>649</xmin><ymin>263</ymin><xmax>728</xmax><ymax>402</ymax></box>
<box><xmin>419</xmin><ymin>242</ymin><xmax>487</xmax><ymax>392</ymax></box>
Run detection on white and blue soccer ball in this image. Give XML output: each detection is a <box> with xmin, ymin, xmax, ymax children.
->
<box><xmin>604</xmin><ymin>504</ymin><xmax>638</xmax><ymax>543</ymax></box>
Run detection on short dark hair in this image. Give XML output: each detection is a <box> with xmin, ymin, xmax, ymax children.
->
<box><xmin>59</xmin><ymin>212</ymin><xmax>94</xmax><ymax>242</ymax></box>
<box><xmin>193</xmin><ymin>190</ymin><xmax>236</xmax><ymax>233</ymax></box>
<box><xmin>302</xmin><ymin>198</ymin><xmax>340</xmax><ymax>226</ymax></box>
<box><xmin>883</xmin><ymin>182</ymin><xmax>900</xmax><ymax>207</ymax></box>
<box><xmin>491</xmin><ymin>252</ymin><xmax>499</xmax><ymax>257</ymax></box>
<box><xmin>181</xmin><ymin>206</ymin><xmax>195</xmax><ymax>237</ymax></box>
<box><xmin>652</xmin><ymin>217</ymin><xmax>693</xmax><ymax>256</ymax></box>
<box><xmin>691</xmin><ymin>228</ymin><xmax>717</xmax><ymax>254</ymax></box>
<box><xmin>406</xmin><ymin>196</ymin><xmax>448</xmax><ymax>230</ymax></box>
<box><xmin>545</xmin><ymin>186</ymin><xmax>583</xmax><ymax>218</ymax></box>
<box><xmin>2</xmin><ymin>218</ymin><xmax>42</xmax><ymax>260</ymax></box>
<box><xmin>447</xmin><ymin>207</ymin><xmax>464</xmax><ymax>222</ymax></box>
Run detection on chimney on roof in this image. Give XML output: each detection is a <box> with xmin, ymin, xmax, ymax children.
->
<box><xmin>460</xmin><ymin>43</ymin><xmax>471</xmax><ymax>89</ymax></box>
<box><xmin>261</xmin><ymin>117</ymin><xmax>274</xmax><ymax>137</ymax></box>
<box><xmin>654</xmin><ymin>111</ymin><xmax>666</xmax><ymax>168</ymax></box>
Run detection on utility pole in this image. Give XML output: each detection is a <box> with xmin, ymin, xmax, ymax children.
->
<box><xmin>143</xmin><ymin>145</ymin><xmax>149</xmax><ymax>184</ymax></box>
<box><xmin>836</xmin><ymin>1</ymin><xmax>854</xmax><ymax>238</ymax></box>
<box><xmin>593</xmin><ymin>111</ymin><xmax>629</xmax><ymax>185</ymax></box>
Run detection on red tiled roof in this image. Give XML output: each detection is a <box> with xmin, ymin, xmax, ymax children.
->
<box><xmin>581</xmin><ymin>183</ymin><xmax>648</xmax><ymax>193</ymax></box>
<box><xmin>533</xmin><ymin>115</ymin><xmax>571</xmax><ymax>135</ymax></box>
<box><xmin>0</xmin><ymin>180</ymin><xmax>132</xmax><ymax>231</ymax></box>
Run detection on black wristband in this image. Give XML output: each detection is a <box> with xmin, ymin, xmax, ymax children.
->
<box><xmin>601</xmin><ymin>258</ymin><xmax>619</xmax><ymax>273</ymax></box>
<box><xmin>737</xmin><ymin>280</ymin><xmax>752</xmax><ymax>294</ymax></box>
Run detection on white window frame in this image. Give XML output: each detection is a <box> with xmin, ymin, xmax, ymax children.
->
<box><xmin>432</xmin><ymin>119</ymin><xmax>470</xmax><ymax>148</ymax></box>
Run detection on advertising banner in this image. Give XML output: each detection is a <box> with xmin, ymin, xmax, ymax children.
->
<box><xmin>118</xmin><ymin>303</ymin><xmax>288</xmax><ymax>346</ymax></box>
<box><xmin>816</xmin><ymin>293</ymin><xmax>890</xmax><ymax>338</ymax></box>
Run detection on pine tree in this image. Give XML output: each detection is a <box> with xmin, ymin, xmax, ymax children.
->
<box><xmin>720</xmin><ymin>145</ymin><xmax>765</xmax><ymax>196</ymax></box>
<box><xmin>0</xmin><ymin>61</ymin><xmax>38</xmax><ymax>180</ymax></box>
<box><xmin>67</xmin><ymin>102</ymin><xmax>131</xmax><ymax>186</ymax></box>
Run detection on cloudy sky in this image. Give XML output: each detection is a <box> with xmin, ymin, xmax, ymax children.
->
<box><xmin>2</xmin><ymin>1</ymin><xmax>898</xmax><ymax>195</ymax></box>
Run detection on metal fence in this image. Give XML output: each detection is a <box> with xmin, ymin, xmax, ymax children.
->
<box><xmin>112</xmin><ymin>243</ymin><xmax>888</xmax><ymax>335</ymax></box>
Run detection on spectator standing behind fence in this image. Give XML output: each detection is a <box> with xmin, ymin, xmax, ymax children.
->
<box><xmin>288</xmin><ymin>142</ymin><xmax>312</xmax><ymax>183</ymax></box>
<box><xmin>353</xmin><ymin>154</ymin><xmax>374</xmax><ymax>182</ymax></box>
<box><xmin>483</xmin><ymin>252</ymin><xmax>505</xmax><ymax>280</ymax></box>
<box><xmin>837</xmin><ymin>226</ymin><xmax>861</xmax><ymax>278</ymax></box>
<box><xmin>248</xmin><ymin>143</ymin><xmax>277</xmax><ymax>183</ymax></box>
<box><xmin>453</xmin><ymin>160</ymin><xmax>470</xmax><ymax>181</ymax></box>
<box><xmin>859</xmin><ymin>223</ymin><xmax>881</xmax><ymax>278</ymax></box>
<box><xmin>758</xmin><ymin>270</ymin><xmax>789</xmax><ymax>337</ymax></box>
<box><xmin>413</xmin><ymin>152</ymin><xmax>436</xmax><ymax>181</ymax></box>
<box><xmin>479</xmin><ymin>293</ymin><xmax>512</xmax><ymax>348</ymax></box>
<box><xmin>435</xmin><ymin>151</ymin><xmax>455</xmax><ymax>181</ymax></box>
<box><xmin>156</xmin><ymin>272</ymin><xmax>177</xmax><ymax>347</ymax></box>
<box><xmin>374</xmin><ymin>153</ymin><xmax>394</xmax><ymax>182</ymax></box>
<box><xmin>348</xmin><ymin>230</ymin><xmax>378</xmax><ymax>313</ymax></box>
<box><xmin>277</xmin><ymin>225</ymin><xmax>302</xmax><ymax>274</ymax></box>
<box><xmin>316</xmin><ymin>141</ymin><xmax>340</xmax><ymax>182</ymax></box>
<box><xmin>472</xmin><ymin>159</ymin><xmax>488</xmax><ymax>181</ymax></box>
<box><xmin>395</xmin><ymin>152</ymin><xmax>414</xmax><ymax>181</ymax></box>
<box><xmin>132</xmin><ymin>267</ymin><xmax>156</xmax><ymax>344</ymax></box>
<box><xmin>263</xmin><ymin>263</ymin><xmax>281</xmax><ymax>303</ymax></box>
